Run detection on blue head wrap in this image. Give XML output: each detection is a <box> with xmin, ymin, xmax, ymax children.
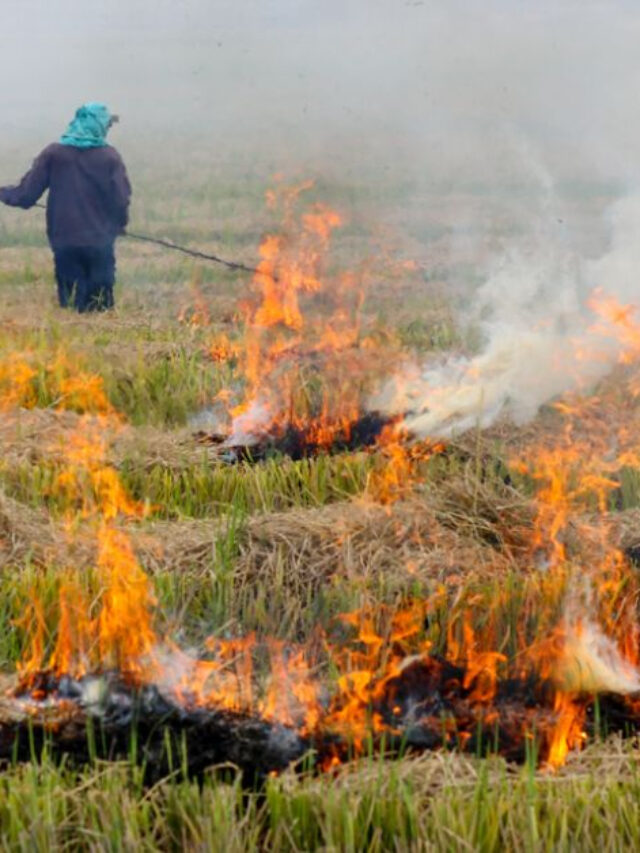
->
<box><xmin>60</xmin><ymin>103</ymin><xmax>113</xmax><ymax>149</ymax></box>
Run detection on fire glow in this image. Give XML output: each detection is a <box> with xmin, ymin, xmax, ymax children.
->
<box><xmin>2</xmin><ymin>188</ymin><xmax>640</xmax><ymax>779</ymax></box>
<box><xmin>194</xmin><ymin>180</ymin><xmax>408</xmax><ymax>461</ymax></box>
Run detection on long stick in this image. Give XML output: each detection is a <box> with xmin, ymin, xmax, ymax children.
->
<box><xmin>34</xmin><ymin>202</ymin><xmax>265</xmax><ymax>278</ymax></box>
<box><xmin>124</xmin><ymin>230</ymin><xmax>262</xmax><ymax>276</ymax></box>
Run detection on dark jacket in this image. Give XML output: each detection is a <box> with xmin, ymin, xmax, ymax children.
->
<box><xmin>0</xmin><ymin>143</ymin><xmax>131</xmax><ymax>249</ymax></box>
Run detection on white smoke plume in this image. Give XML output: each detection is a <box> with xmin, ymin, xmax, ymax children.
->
<box><xmin>375</xmin><ymin>190</ymin><xmax>640</xmax><ymax>439</ymax></box>
<box><xmin>554</xmin><ymin>621</ymin><xmax>640</xmax><ymax>695</ymax></box>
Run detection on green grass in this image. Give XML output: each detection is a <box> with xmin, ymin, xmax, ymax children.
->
<box><xmin>121</xmin><ymin>453</ymin><xmax>374</xmax><ymax>516</ymax></box>
<box><xmin>1</xmin><ymin>451</ymin><xmax>374</xmax><ymax>519</ymax></box>
<box><xmin>0</xmin><ymin>329</ymin><xmax>229</xmax><ymax>427</ymax></box>
<box><xmin>102</xmin><ymin>351</ymin><xmax>229</xmax><ymax>427</ymax></box>
<box><xmin>0</xmin><ymin>750</ymin><xmax>639</xmax><ymax>851</ymax></box>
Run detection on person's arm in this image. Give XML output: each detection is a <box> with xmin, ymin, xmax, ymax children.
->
<box><xmin>0</xmin><ymin>147</ymin><xmax>51</xmax><ymax>208</ymax></box>
<box><xmin>110</xmin><ymin>151</ymin><xmax>131</xmax><ymax>233</ymax></box>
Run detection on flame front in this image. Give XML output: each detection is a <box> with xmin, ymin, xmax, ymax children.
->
<box><xmin>212</xmin><ymin>180</ymin><xmax>401</xmax><ymax>453</ymax></box>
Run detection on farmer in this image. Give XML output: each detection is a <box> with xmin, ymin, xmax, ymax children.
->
<box><xmin>0</xmin><ymin>103</ymin><xmax>130</xmax><ymax>312</ymax></box>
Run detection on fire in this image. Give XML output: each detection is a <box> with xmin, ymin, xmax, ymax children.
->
<box><xmin>1</xmin><ymin>350</ymin><xmax>156</xmax><ymax>684</ymax></box>
<box><xmin>0</xmin><ymin>349</ymin><xmax>113</xmax><ymax>415</ymax></box>
<box><xmin>0</xmin><ymin>354</ymin><xmax>37</xmax><ymax>410</ymax></box>
<box><xmin>546</xmin><ymin>691</ymin><xmax>586</xmax><ymax>769</ymax></box>
<box><xmin>8</xmin><ymin>347</ymin><xmax>640</xmax><ymax>768</ymax></box>
<box><xmin>212</xmin><ymin>181</ymin><xmax>401</xmax><ymax>453</ymax></box>
<box><xmin>49</xmin><ymin>578</ymin><xmax>92</xmax><ymax>679</ymax></box>
<box><xmin>96</xmin><ymin>525</ymin><xmax>157</xmax><ymax>674</ymax></box>
<box><xmin>208</xmin><ymin>332</ymin><xmax>239</xmax><ymax>364</ymax></box>
<box><xmin>5</xmin><ymin>200</ymin><xmax>640</xmax><ymax>775</ymax></box>
<box><xmin>501</xmin><ymin>295</ymin><xmax>640</xmax><ymax>763</ymax></box>
<box><xmin>588</xmin><ymin>289</ymin><xmax>640</xmax><ymax>364</ymax></box>
<box><xmin>366</xmin><ymin>426</ymin><xmax>446</xmax><ymax>504</ymax></box>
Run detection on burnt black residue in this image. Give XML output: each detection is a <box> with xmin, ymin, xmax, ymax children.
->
<box><xmin>624</xmin><ymin>543</ymin><xmax>640</xmax><ymax>567</ymax></box>
<box><xmin>5</xmin><ymin>663</ymin><xmax>640</xmax><ymax>784</ymax></box>
<box><xmin>5</xmin><ymin>671</ymin><xmax>309</xmax><ymax>786</ymax></box>
<box><xmin>197</xmin><ymin>410</ymin><xmax>400</xmax><ymax>463</ymax></box>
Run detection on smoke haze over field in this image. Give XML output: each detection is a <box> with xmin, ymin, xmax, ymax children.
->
<box><xmin>375</xmin><ymin>191</ymin><xmax>640</xmax><ymax>437</ymax></box>
<box><xmin>4</xmin><ymin>1</ymin><xmax>640</xmax><ymax>436</ymax></box>
<box><xmin>3</xmin><ymin>0</ymin><xmax>640</xmax><ymax>185</ymax></box>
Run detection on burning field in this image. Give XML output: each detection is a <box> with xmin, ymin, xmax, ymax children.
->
<box><xmin>3</xmin><ymin>176</ymin><xmax>640</xmax><ymax>846</ymax></box>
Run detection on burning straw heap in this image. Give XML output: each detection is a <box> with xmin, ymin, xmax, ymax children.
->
<box><xmin>191</xmin><ymin>180</ymin><xmax>410</xmax><ymax>461</ymax></box>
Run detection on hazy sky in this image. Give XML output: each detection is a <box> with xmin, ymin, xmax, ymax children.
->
<box><xmin>3</xmin><ymin>1</ymin><xmax>640</xmax><ymax>184</ymax></box>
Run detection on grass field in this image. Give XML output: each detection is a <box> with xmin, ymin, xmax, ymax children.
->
<box><xmin>1</xmin><ymin>155</ymin><xmax>640</xmax><ymax>850</ymax></box>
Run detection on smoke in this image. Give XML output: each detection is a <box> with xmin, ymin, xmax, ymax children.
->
<box><xmin>3</xmin><ymin>1</ymin><xmax>640</xmax><ymax>423</ymax></box>
<box><xmin>554</xmin><ymin>621</ymin><xmax>640</xmax><ymax>695</ymax></box>
<box><xmin>374</xmin><ymin>184</ymin><xmax>640</xmax><ymax>438</ymax></box>
<box><xmin>3</xmin><ymin>0</ymin><xmax>640</xmax><ymax>186</ymax></box>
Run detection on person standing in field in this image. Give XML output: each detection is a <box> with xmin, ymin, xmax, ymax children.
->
<box><xmin>0</xmin><ymin>103</ymin><xmax>131</xmax><ymax>312</ymax></box>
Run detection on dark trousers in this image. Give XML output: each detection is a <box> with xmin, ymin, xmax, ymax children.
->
<box><xmin>53</xmin><ymin>244</ymin><xmax>116</xmax><ymax>312</ymax></box>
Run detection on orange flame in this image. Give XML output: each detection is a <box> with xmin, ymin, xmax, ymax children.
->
<box><xmin>6</xmin><ymin>223</ymin><xmax>640</xmax><ymax>773</ymax></box>
<box><xmin>215</xmin><ymin>182</ymin><xmax>400</xmax><ymax>451</ymax></box>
